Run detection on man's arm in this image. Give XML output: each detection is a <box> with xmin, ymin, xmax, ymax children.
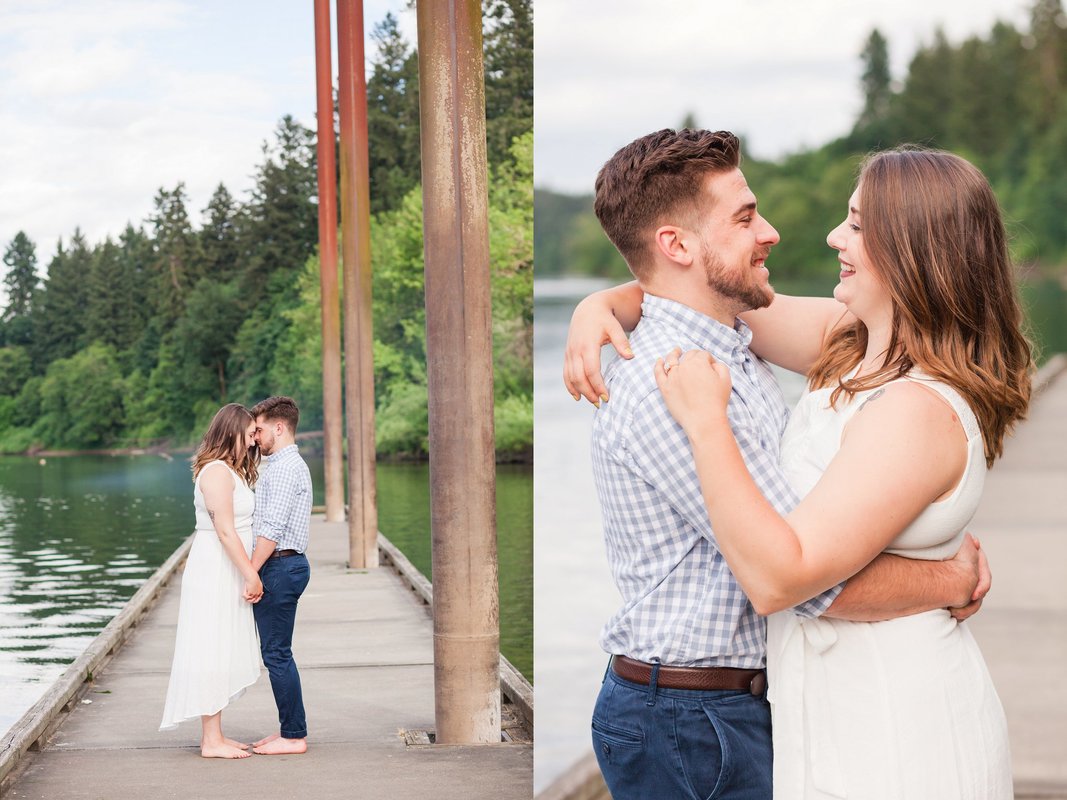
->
<box><xmin>251</xmin><ymin>536</ymin><xmax>277</xmax><ymax>572</ymax></box>
<box><xmin>825</xmin><ymin>535</ymin><xmax>990</xmax><ymax>622</ymax></box>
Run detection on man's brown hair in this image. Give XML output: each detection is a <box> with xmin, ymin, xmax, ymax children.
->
<box><xmin>594</xmin><ymin>128</ymin><xmax>741</xmax><ymax>280</ymax></box>
<box><xmin>250</xmin><ymin>395</ymin><xmax>300</xmax><ymax>434</ymax></box>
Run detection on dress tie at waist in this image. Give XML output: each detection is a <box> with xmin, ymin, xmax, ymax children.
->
<box><xmin>768</xmin><ymin>614</ymin><xmax>846</xmax><ymax>798</ymax></box>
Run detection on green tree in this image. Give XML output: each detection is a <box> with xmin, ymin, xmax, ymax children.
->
<box><xmin>0</xmin><ymin>347</ymin><xmax>31</xmax><ymax>397</ymax></box>
<box><xmin>2</xmin><ymin>232</ymin><xmax>38</xmax><ymax>321</ymax></box>
<box><xmin>241</xmin><ymin>116</ymin><xmax>319</xmax><ymax>301</ymax></box>
<box><xmin>33</xmin><ymin>232</ymin><xmax>91</xmax><ymax>366</ymax></box>
<box><xmin>857</xmin><ymin>29</ymin><xmax>892</xmax><ymax>133</ymax></box>
<box><xmin>200</xmin><ymin>183</ymin><xmax>241</xmax><ymax>281</ymax></box>
<box><xmin>367</xmin><ymin>13</ymin><xmax>422</xmax><ymax>213</ymax></box>
<box><xmin>483</xmin><ymin>0</ymin><xmax>533</xmax><ymax>168</ymax></box>
<box><xmin>36</xmin><ymin>344</ymin><xmax>125</xmax><ymax>448</ymax></box>
<box><xmin>149</xmin><ymin>184</ymin><xmax>200</xmax><ymax>323</ymax></box>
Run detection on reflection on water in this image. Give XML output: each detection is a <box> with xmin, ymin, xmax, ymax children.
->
<box><xmin>321</xmin><ymin>459</ymin><xmax>533</xmax><ymax>682</ymax></box>
<box><xmin>0</xmin><ymin>454</ymin><xmax>532</xmax><ymax>737</ymax></box>
<box><xmin>0</xmin><ymin>455</ymin><xmax>192</xmax><ymax>735</ymax></box>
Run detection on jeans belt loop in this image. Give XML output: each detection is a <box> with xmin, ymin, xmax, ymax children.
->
<box><xmin>645</xmin><ymin>659</ymin><xmax>661</xmax><ymax>707</ymax></box>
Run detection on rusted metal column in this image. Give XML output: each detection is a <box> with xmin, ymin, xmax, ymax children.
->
<box><xmin>314</xmin><ymin>0</ymin><xmax>345</xmax><ymax>523</ymax></box>
<box><xmin>336</xmin><ymin>0</ymin><xmax>379</xmax><ymax>567</ymax></box>
<box><xmin>416</xmin><ymin>0</ymin><xmax>500</xmax><ymax>744</ymax></box>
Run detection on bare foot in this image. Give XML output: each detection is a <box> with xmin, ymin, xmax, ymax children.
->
<box><xmin>253</xmin><ymin>736</ymin><xmax>308</xmax><ymax>755</ymax></box>
<box><xmin>224</xmin><ymin>737</ymin><xmax>250</xmax><ymax>749</ymax></box>
<box><xmin>252</xmin><ymin>733</ymin><xmax>279</xmax><ymax>748</ymax></box>
<box><xmin>201</xmin><ymin>743</ymin><xmax>252</xmax><ymax>759</ymax></box>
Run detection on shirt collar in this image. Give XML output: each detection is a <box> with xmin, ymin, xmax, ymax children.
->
<box><xmin>641</xmin><ymin>293</ymin><xmax>753</xmax><ymax>366</ymax></box>
<box><xmin>265</xmin><ymin>443</ymin><xmax>299</xmax><ymax>463</ymax></box>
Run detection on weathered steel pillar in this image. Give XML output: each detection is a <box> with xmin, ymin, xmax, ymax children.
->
<box><xmin>416</xmin><ymin>0</ymin><xmax>500</xmax><ymax>744</ymax></box>
<box><xmin>336</xmin><ymin>0</ymin><xmax>379</xmax><ymax>567</ymax></box>
<box><xmin>314</xmin><ymin>0</ymin><xmax>345</xmax><ymax>523</ymax></box>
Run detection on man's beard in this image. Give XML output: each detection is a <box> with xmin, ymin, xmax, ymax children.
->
<box><xmin>702</xmin><ymin>249</ymin><xmax>773</xmax><ymax>312</ymax></box>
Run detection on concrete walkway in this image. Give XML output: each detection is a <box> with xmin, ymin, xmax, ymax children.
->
<box><xmin>967</xmin><ymin>358</ymin><xmax>1067</xmax><ymax>798</ymax></box>
<box><xmin>4</xmin><ymin>519</ymin><xmax>532</xmax><ymax>799</ymax></box>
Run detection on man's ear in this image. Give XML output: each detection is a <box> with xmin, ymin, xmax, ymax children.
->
<box><xmin>654</xmin><ymin>225</ymin><xmax>695</xmax><ymax>267</ymax></box>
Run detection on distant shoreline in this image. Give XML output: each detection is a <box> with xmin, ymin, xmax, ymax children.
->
<box><xmin>20</xmin><ymin>430</ymin><xmax>532</xmax><ymax>465</ymax></box>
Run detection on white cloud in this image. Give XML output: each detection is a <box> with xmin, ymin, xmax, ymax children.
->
<box><xmin>0</xmin><ymin>0</ymin><xmax>415</xmax><ymax>271</ymax></box>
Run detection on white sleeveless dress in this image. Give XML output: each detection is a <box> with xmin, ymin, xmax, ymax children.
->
<box><xmin>768</xmin><ymin>372</ymin><xmax>1013</xmax><ymax>799</ymax></box>
<box><xmin>159</xmin><ymin>461</ymin><xmax>261</xmax><ymax>730</ymax></box>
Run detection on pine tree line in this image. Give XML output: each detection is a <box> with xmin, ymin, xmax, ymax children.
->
<box><xmin>0</xmin><ymin>1</ymin><xmax>532</xmax><ymax>456</ymax></box>
<box><xmin>538</xmin><ymin>0</ymin><xmax>1067</xmax><ymax>280</ymax></box>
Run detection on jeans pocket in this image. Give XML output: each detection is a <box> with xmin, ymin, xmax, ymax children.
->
<box><xmin>674</xmin><ymin>702</ymin><xmax>728</xmax><ymax>800</ymax></box>
<box><xmin>591</xmin><ymin>716</ymin><xmax>644</xmax><ymax>772</ymax></box>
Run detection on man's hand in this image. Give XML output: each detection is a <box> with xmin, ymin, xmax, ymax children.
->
<box><xmin>948</xmin><ymin>533</ymin><xmax>991</xmax><ymax>622</ymax></box>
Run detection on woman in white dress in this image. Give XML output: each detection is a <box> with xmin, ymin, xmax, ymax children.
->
<box><xmin>565</xmin><ymin>148</ymin><xmax>1031</xmax><ymax>798</ymax></box>
<box><xmin>160</xmin><ymin>403</ymin><xmax>264</xmax><ymax>759</ymax></box>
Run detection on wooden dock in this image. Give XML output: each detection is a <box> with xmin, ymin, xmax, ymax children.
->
<box><xmin>537</xmin><ymin>355</ymin><xmax>1067</xmax><ymax>800</ymax></box>
<box><xmin>1</xmin><ymin>518</ymin><xmax>532</xmax><ymax>799</ymax></box>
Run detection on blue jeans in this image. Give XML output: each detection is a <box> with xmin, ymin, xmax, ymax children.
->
<box><xmin>591</xmin><ymin>664</ymin><xmax>773</xmax><ymax>800</ymax></box>
<box><xmin>253</xmin><ymin>554</ymin><xmax>311</xmax><ymax>739</ymax></box>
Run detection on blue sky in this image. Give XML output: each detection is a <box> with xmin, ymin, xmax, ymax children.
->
<box><xmin>535</xmin><ymin>0</ymin><xmax>1035</xmax><ymax>194</ymax></box>
<box><xmin>0</xmin><ymin>0</ymin><xmax>415</xmax><ymax>264</ymax></box>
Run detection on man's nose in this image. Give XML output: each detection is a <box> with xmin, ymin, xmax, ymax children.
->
<box><xmin>758</xmin><ymin>217</ymin><xmax>780</xmax><ymax>246</ymax></box>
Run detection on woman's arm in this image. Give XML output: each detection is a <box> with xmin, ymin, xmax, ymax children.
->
<box><xmin>655</xmin><ymin>349</ymin><xmax>969</xmax><ymax>615</ymax></box>
<box><xmin>739</xmin><ymin>294</ymin><xmax>855</xmax><ymax>374</ymax></box>
<box><xmin>200</xmin><ymin>466</ymin><xmax>263</xmax><ymax>603</ymax></box>
<box><xmin>563</xmin><ymin>281</ymin><xmax>642</xmax><ymax>403</ymax></box>
<box><xmin>563</xmin><ymin>283</ymin><xmax>854</xmax><ymax>403</ymax></box>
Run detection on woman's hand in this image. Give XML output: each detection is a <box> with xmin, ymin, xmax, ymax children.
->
<box><xmin>244</xmin><ymin>574</ymin><xmax>263</xmax><ymax>604</ymax></box>
<box><xmin>654</xmin><ymin>347</ymin><xmax>733</xmax><ymax>435</ymax></box>
<box><xmin>563</xmin><ymin>293</ymin><xmax>633</xmax><ymax>405</ymax></box>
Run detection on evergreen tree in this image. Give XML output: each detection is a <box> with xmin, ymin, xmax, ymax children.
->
<box><xmin>149</xmin><ymin>184</ymin><xmax>200</xmax><ymax>323</ymax></box>
<box><xmin>367</xmin><ymin>13</ymin><xmax>422</xmax><ymax>213</ymax></box>
<box><xmin>2</xmin><ymin>232</ymin><xmax>38</xmax><ymax>322</ymax></box>
<box><xmin>483</xmin><ymin>0</ymin><xmax>533</xmax><ymax>168</ymax></box>
<box><xmin>857</xmin><ymin>29</ymin><xmax>892</xmax><ymax>132</ymax></box>
<box><xmin>84</xmin><ymin>235</ymin><xmax>147</xmax><ymax>354</ymax></box>
<box><xmin>242</xmin><ymin>116</ymin><xmax>318</xmax><ymax>300</ymax></box>
<box><xmin>33</xmin><ymin>232</ymin><xmax>91</xmax><ymax>366</ymax></box>
<box><xmin>200</xmin><ymin>183</ymin><xmax>241</xmax><ymax>280</ymax></box>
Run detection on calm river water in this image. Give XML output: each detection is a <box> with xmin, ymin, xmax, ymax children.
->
<box><xmin>533</xmin><ymin>275</ymin><xmax>1067</xmax><ymax>792</ymax></box>
<box><xmin>0</xmin><ymin>455</ymin><xmax>531</xmax><ymax>737</ymax></box>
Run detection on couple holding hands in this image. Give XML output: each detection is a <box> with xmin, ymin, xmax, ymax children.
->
<box><xmin>158</xmin><ymin>396</ymin><xmax>313</xmax><ymax>760</ymax></box>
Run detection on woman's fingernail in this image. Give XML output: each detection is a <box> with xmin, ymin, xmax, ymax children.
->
<box><xmin>572</xmin><ymin>393</ymin><xmax>580</xmax><ymax>401</ymax></box>
<box><xmin>600</xmin><ymin>394</ymin><xmax>609</xmax><ymax>404</ymax></box>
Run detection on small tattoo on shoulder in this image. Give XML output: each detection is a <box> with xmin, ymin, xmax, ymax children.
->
<box><xmin>208</xmin><ymin>509</ymin><xmax>216</xmax><ymax>522</ymax></box>
<box><xmin>859</xmin><ymin>388</ymin><xmax>886</xmax><ymax>411</ymax></box>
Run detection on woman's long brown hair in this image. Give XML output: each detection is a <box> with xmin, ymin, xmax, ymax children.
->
<box><xmin>808</xmin><ymin>147</ymin><xmax>1033</xmax><ymax>467</ymax></box>
<box><xmin>191</xmin><ymin>403</ymin><xmax>259</xmax><ymax>485</ymax></box>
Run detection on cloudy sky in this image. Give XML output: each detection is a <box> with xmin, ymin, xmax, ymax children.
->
<box><xmin>0</xmin><ymin>0</ymin><xmax>414</xmax><ymax>265</ymax></box>
<box><xmin>535</xmin><ymin>0</ymin><xmax>1034</xmax><ymax>194</ymax></box>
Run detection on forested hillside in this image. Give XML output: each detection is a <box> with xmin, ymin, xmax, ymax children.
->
<box><xmin>0</xmin><ymin>0</ymin><xmax>532</xmax><ymax>459</ymax></box>
<box><xmin>537</xmin><ymin>0</ymin><xmax>1067</xmax><ymax>283</ymax></box>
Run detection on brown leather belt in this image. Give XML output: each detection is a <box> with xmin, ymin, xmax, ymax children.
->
<box><xmin>270</xmin><ymin>549</ymin><xmax>301</xmax><ymax>559</ymax></box>
<box><xmin>611</xmin><ymin>655</ymin><xmax>767</xmax><ymax>695</ymax></box>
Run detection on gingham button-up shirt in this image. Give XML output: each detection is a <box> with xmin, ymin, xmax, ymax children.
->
<box><xmin>592</xmin><ymin>294</ymin><xmax>840</xmax><ymax>668</ymax></box>
<box><xmin>253</xmin><ymin>444</ymin><xmax>312</xmax><ymax>553</ymax></box>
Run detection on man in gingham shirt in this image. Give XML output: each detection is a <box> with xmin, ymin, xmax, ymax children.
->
<box><xmin>249</xmin><ymin>395</ymin><xmax>312</xmax><ymax>756</ymax></box>
<box><xmin>579</xmin><ymin>130</ymin><xmax>988</xmax><ymax>800</ymax></box>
